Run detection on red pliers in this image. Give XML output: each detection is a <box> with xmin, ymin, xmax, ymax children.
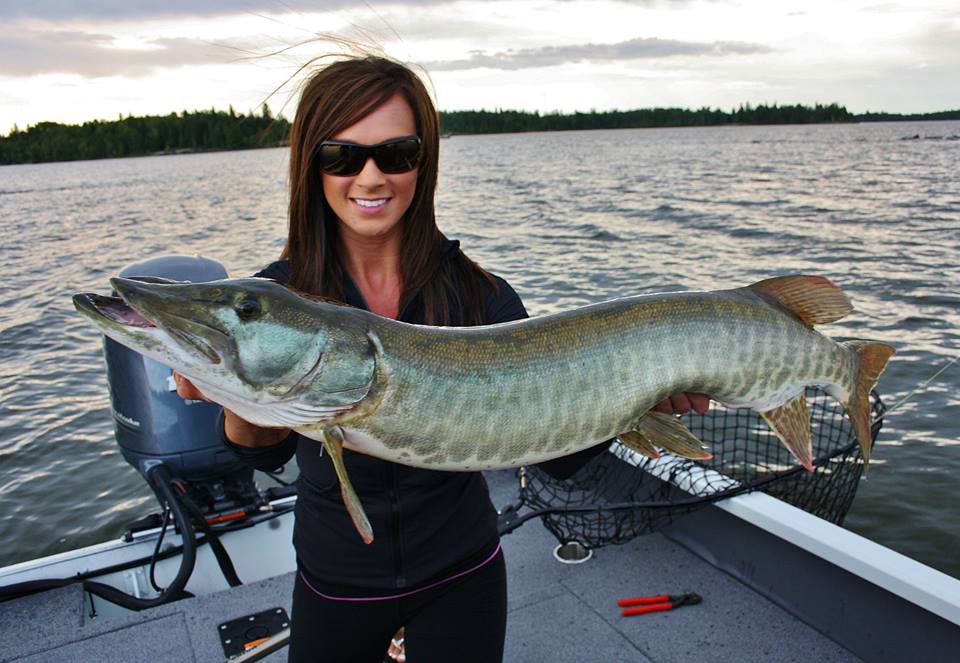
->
<box><xmin>617</xmin><ymin>592</ymin><xmax>702</xmax><ymax>617</ymax></box>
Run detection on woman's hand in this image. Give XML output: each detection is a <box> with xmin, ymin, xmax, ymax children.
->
<box><xmin>173</xmin><ymin>371</ymin><xmax>209</xmax><ymax>401</ymax></box>
<box><xmin>172</xmin><ymin>371</ymin><xmax>291</xmax><ymax>447</ymax></box>
<box><xmin>653</xmin><ymin>392</ymin><xmax>710</xmax><ymax>415</ymax></box>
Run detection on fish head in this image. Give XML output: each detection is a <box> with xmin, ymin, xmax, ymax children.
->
<box><xmin>74</xmin><ymin>277</ymin><xmax>378</xmax><ymax>425</ymax></box>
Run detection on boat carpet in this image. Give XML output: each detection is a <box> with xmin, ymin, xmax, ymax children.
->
<box><xmin>0</xmin><ymin>470</ymin><xmax>863</xmax><ymax>662</ymax></box>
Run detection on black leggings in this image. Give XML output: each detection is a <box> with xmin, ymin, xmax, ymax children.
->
<box><xmin>288</xmin><ymin>550</ymin><xmax>507</xmax><ymax>663</ymax></box>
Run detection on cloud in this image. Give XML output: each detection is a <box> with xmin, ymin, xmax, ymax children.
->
<box><xmin>911</xmin><ymin>19</ymin><xmax>960</xmax><ymax>64</ymax></box>
<box><xmin>424</xmin><ymin>37</ymin><xmax>774</xmax><ymax>71</ymax></box>
<box><xmin>0</xmin><ymin>0</ymin><xmax>463</xmax><ymax>22</ymax></box>
<box><xmin>0</xmin><ymin>1</ymin><xmax>328</xmax><ymax>21</ymax></box>
<box><xmin>1</xmin><ymin>0</ymin><xmax>702</xmax><ymax>22</ymax></box>
<box><xmin>0</xmin><ymin>27</ymin><xmax>241</xmax><ymax>78</ymax></box>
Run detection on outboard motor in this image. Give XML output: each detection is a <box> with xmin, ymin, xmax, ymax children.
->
<box><xmin>102</xmin><ymin>255</ymin><xmax>259</xmax><ymax>515</ymax></box>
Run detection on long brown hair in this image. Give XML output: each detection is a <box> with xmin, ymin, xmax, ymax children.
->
<box><xmin>282</xmin><ymin>56</ymin><xmax>495</xmax><ymax>325</ymax></box>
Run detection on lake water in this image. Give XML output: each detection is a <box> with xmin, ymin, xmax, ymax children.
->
<box><xmin>1</xmin><ymin>121</ymin><xmax>958</xmax><ymax>578</ymax></box>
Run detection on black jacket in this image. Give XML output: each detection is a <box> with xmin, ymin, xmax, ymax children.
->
<box><xmin>226</xmin><ymin>239</ymin><xmax>600</xmax><ymax>594</ymax></box>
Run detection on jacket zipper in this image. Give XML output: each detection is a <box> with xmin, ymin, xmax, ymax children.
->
<box><xmin>390</xmin><ymin>465</ymin><xmax>407</xmax><ymax>588</ymax></box>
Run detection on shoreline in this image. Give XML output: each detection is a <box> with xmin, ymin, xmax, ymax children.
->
<box><xmin>0</xmin><ymin>142</ymin><xmax>290</xmax><ymax>167</ymax></box>
<box><xmin>3</xmin><ymin>117</ymin><xmax>960</xmax><ymax>166</ymax></box>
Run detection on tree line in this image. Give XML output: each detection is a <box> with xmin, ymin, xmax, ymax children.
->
<box><xmin>0</xmin><ymin>105</ymin><xmax>289</xmax><ymax>165</ymax></box>
<box><xmin>440</xmin><ymin>102</ymin><xmax>855</xmax><ymax>135</ymax></box>
<box><xmin>857</xmin><ymin>109</ymin><xmax>960</xmax><ymax>122</ymax></box>
<box><xmin>2</xmin><ymin>102</ymin><xmax>957</xmax><ymax>165</ymax></box>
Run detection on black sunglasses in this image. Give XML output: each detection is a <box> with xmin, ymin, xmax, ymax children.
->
<box><xmin>317</xmin><ymin>135</ymin><xmax>421</xmax><ymax>176</ymax></box>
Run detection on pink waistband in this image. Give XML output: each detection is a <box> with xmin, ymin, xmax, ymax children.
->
<box><xmin>298</xmin><ymin>542</ymin><xmax>502</xmax><ymax>602</ymax></box>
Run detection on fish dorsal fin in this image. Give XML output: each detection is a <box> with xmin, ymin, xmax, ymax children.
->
<box><xmin>747</xmin><ymin>275</ymin><xmax>853</xmax><ymax>326</ymax></box>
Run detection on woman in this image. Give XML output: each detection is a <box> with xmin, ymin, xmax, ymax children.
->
<box><xmin>179</xmin><ymin>55</ymin><xmax>522</xmax><ymax>663</ymax></box>
<box><xmin>177</xmin><ymin>55</ymin><xmax>707</xmax><ymax>662</ymax></box>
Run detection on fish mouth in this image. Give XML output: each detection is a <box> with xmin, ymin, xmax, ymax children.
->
<box><xmin>73</xmin><ymin>292</ymin><xmax>156</xmax><ymax>328</ymax></box>
<box><xmin>73</xmin><ymin>283</ymin><xmax>225</xmax><ymax>365</ymax></box>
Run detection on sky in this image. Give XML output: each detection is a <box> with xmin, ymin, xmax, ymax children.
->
<box><xmin>2</xmin><ymin>0</ymin><xmax>959</xmax><ymax>134</ymax></box>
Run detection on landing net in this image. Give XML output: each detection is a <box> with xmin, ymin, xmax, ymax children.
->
<box><xmin>513</xmin><ymin>388</ymin><xmax>885</xmax><ymax>549</ymax></box>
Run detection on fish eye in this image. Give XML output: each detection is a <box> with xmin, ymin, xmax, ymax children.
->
<box><xmin>235</xmin><ymin>297</ymin><xmax>262</xmax><ymax>321</ymax></box>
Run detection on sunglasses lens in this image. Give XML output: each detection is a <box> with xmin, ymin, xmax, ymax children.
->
<box><xmin>318</xmin><ymin>143</ymin><xmax>366</xmax><ymax>176</ymax></box>
<box><xmin>374</xmin><ymin>139</ymin><xmax>420</xmax><ymax>173</ymax></box>
<box><xmin>318</xmin><ymin>138</ymin><xmax>420</xmax><ymax>176</ymax></box>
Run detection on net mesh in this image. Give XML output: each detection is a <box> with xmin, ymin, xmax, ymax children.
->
<box><xmin>517</xmin><ymin>388</ymin><xmax>885</xmax><ymax>549</ymax></box>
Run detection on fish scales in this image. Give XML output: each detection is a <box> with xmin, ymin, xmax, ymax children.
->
<box><xmin>341</xmin><ymin>290</ymin><xmax>848</xmax><ymax>470</ymax></box>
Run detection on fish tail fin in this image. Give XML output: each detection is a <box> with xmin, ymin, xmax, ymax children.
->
<box><xmin>844</xmin><ymin>341</ymin><xmax>896</xmax><ymax>467</ymax></box>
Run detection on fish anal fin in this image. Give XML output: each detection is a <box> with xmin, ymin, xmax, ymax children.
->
<box><xmin>844</xmin><ymin>341</ymin><xmax>896</xmax><ymax>467</ymax></box>
<box><xmin>618</xmin><ymin>430</ymin><xmax>661</xmax><ymax>459</ymax></box>
<box><xmin>748</xmin><ymin>275</ymin><xmax>853</xmax><ymax>326</ymax></box>
<box><xmin>628</xmin><ymin>411</ymin><xmax>712</xmax><ymax>460</ymax></box>
<box><xmin>760</xmin><ymin>393</ymin><xmax>814</xmax><ymax>471</ymax></box>
<box><xmin>321</xmin><ymin>427</ymin><xmax>374</xmax><ymax>544</ymax></box>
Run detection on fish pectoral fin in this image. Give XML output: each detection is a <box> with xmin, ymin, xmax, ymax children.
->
<box><xmin>270</xmin><ymin>400</ymin><xmax>356</xmax><ymax>427</ymax></box>
<box><xmin>624</xmin><ymin>412</ymin><xmax>712</xmax><ymax>460</ymax></box>
<box><xmin>321</xmin><ymin>427</ymin><xmax>374</xmax><ymax>544</ymax></box>
<box><xmin>746</xmin><ymin>275</ymin><xmax>853</xmax><ymax>326</ymax></box>
<box><xmin>760</xmin><ymin>393</ymin><xmax>814</xmax><ymax>471</ymax></box>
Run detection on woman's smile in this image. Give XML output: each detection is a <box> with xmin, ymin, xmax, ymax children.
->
<box><xmin>351</xmin><ymin>197</ymin><xmax>391</xmax><ymax>211</ymax></box>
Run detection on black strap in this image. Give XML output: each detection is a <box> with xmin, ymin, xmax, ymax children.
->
<box><xmin>174</xmin><ymin>488</ymin><xmax>244</xmax><ymax>588</ymax></box>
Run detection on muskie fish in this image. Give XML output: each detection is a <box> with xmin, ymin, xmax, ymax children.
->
<box><xmin>74</xmin><ymin>275</ymin><xmax>894</xmax><ymax>543</ymax></box>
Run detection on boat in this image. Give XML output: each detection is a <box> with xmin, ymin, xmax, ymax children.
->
<box><xmin>1</xmin><ymin>256</ymin><xmax>958</xmax><ymax>662</ymax></box>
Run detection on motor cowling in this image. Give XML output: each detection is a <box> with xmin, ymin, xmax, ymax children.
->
<box><xmin>102</xmin><ymin>255</ymin><xmax>257</xmax><ymax>511</ymax></box>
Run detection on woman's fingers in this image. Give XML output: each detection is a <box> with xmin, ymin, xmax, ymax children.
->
<box><xmin>653</xmin><ymin>393</ymin><xmax>689</xmax><ymax>414</ymax></box>
<box><xmin>670</xmin><ymin>392</ymin><xmax>693</xmax><ymax>413</ymax></box>
<box><xmin>172</xmin><ymin>371</ymin><xmax>209</xmax><ymax>402</ymax></box>
<box><xmin>687</xmin><ymin>392</ymin><xmax>710</xmax><ymax>414</ymax></box>
<box><xmin>653</xmin><ymin>392</ymin><xmax>710</xmax><ymax>415</ymax></box>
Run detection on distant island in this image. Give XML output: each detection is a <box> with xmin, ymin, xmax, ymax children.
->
<box><xmin>2</xmin><ymin>103</ymin><xmax>958</xmax><ymax>165</ymax></box>
<box><xmin>442</xmin><ymin>105</ymin><xmax>960</xmax><ymax>134</ymax></box>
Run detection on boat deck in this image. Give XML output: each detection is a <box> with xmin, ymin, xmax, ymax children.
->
<box><xmin>490</xmin><ymin>471</ymin><xmax>861</xmax><ymax>663</ymax></box>
<box><xmin>0</xmin><ymin>469</ymin><xmax>866</xmax><ymax>663</ymax></box>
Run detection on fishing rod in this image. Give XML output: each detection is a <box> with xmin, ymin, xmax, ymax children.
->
<box><xmin>872</xmin><ymin>352</ymin><xmax>960</xmax><ymax>424</ymax></box>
